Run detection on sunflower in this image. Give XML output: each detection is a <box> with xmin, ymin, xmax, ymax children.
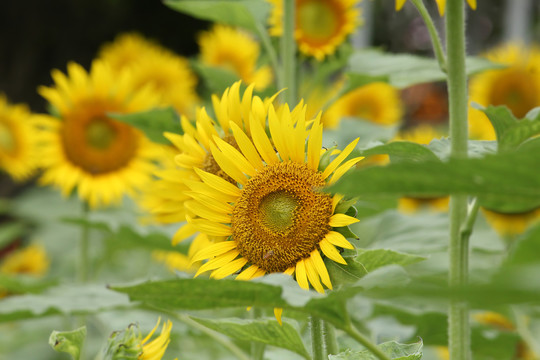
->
<box><xmin>395</xmin><ymin>0</ymin><xmax>476</xmax><ymax>16</ymax></box>
<box><xmin>0</xmin><ymin>96</ymin><xmax>40</xmax><ymax>181</ymax></box>
<box><xmin>268</xmin><ymin>0</ymin><xmax>361</xmax><ymax>60</ymax></box>
<box><xmin>198</xmin><ymin>25</ymin><xmax>273</xmax><ymax>91</ymax></box>
<box><xmin>0</xmin><ymin>243</ymin><xmax>49</xmax><ymax>277</ymax></box>
<box><xmin>324</xmin><ymin>82</ymin><xmax>403</xmax><ymax>128</ymax></box>
<box><xmin>187</xmin><ymin>92</ymin><xmax>362</xmax><ymax>299</ymax></box>
<box><xmin>469</xmin><ymin>44</ymin><xmax>540</xmax><ymax>140</ymax></box>
<box><xmin>394</xmin><ymin>125</ymin><xmax>449</xmax><ymax>213</ymax></box>
<box><xmin>481</xmin><ymin>207</ymin><xmax>540</xmax><ymax>238</ymax></box>
<box><xmin>98</xmin><ymin>32</ymin><xmax>199</xmax><ymax>117</ymax></box>
<box><xmin>139</xmin><ymin>319</ymin><xmax>173</xmax><ymax>360</ymax></box>
<box><xmin>38</xmin><ymin>61</ymin><xmax>163</xmax><ymax>209</ymax></box>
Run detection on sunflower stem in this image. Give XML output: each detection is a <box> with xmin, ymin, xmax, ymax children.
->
<box><xmin>251</xmin><ymin>308</ymin><xmax>266</xmax><ymax>360</ymax></box>
<box><xmin>323</xmin><ymin>321</ymin><xmax>339</xmax><ymax>356</ymax></box>
<box><xmin>310</xmin><ymin>317</ymin><xmax>325</xmax><ymax>360</ymax></box>
<box><xmin>445</xmin><ymin>1</ymin><xmax>470</xmax><ymax>359</ymax></box>
<box><xmin>410</xmin><ymin>0</ymin><xmax>447</xmax><ymax>72</ymax></box>
<box><xmin>342</xmin><ymin>323</ymin><xmax>391</xmax><ymax>360</ymax></box>
<box><xmin>79</xmin><ymin>202</ymin><xmax>90</xmax><ymax>283</ymax></box>
<box><xmin>282</xmin><ymin>0</ymin><xmax>297</xmax><ymax>105</ymax></box>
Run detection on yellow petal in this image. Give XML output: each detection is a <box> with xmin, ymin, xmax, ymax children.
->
<box><xmin>395</xmin><ymin>0</ymin><xmax>407</xmax><ymax>11</ymax></box>
<box><xmin>191</xmin><ymin>241</ymin><xmax>238</xmax><ymax>263</ymax></box>
<box><xmin>325</xmin><ymin>231</ymin><xmax>354</xmax><ymax>249</ymax></box>
<box><xmin>328</xmin><ymin>157</ymin><xmax>363</xmax><ymax>185</ymax></box>
<box><xmin>209</xmin><ymin>143</ymin><xmax>247</xmax><ymax>186</ymax></box>
<box><xmin>304</xmin><ymin>257</ymin><xmax>324</xmax><ymax>293</ymax></box>
<box><xmin>190</xmin><ymin>218</ymin><xmax>233</xmax><ymax>237</ymax></box>
<box><xmin>322</xmin><ymin>138</ymin><xmax>360</xmax><ymax>180</ymax></box>
<box><xmin>172</xmin><ymin>223</ymin><xmax>197</xmax><ymax>246</ymax></box>
<box><xmin>274</xmin><ymin>308</ymin><xmax>283</xmax><ymax>326</ymax></box>
<box><xmin>268</xmin><ymin>106</ymin><xmax>290</xmax><ymax>161</ymax></box>
<box><xmin>184</xmin><ymin>201</ymin><xmax>231</xmax><ymax>223</ymax></box>
<box><xmin>310</xmin><ymin>250</ymin><xmax>332</xmax><ymax>290</ymax></box>
<box><xmin>236</xmin><ymin>265</ymin><xmax>262</xmax><ymax>281</ymax></box>
<box><xmin>435</xmin><ymin>0</ymin><xmax>446</xmax><ymax>16</ymax></box>
<box><xmin>211</xmin><ymin>257</ymin><xmax>248</xmax><ymax>279</ymax></box>
<box><xmin>194</xmin><ymin>168</ymin><xmax>241</xmax><ymax>197</ymax></box>
<box><xmin>319</xmin><ymin>238</ymin><xmax>347</xmax><ymax>265</ymax></box>
<box><xmin>295</xmin><ymin>259</ymin><xmax>309</xmax><ymax>290</ymax></box>
<box><xmin>250</xmin><ymin>114</ymin><xmax>278</xmax><ymax>164</ymax></box>
<box><xmin>185</xmin><ymin>191</ymin><xmax>233</xmax><ymax>214</ymax></box>
<box><xmin>467</xmin><ymin>0</ymin><xmax>476</xmax><ymax>10</ymax></box>
<box><xmin>195</xmin><ymin>250</ymin><xmax>239</xmax><ymax>277</ymax></box>
<box><xmin>230</xmin><ymin>122</ymin><xmax>264</xmax><ymax>171</ymax></box>
<box><xmin>214</xmin><ymin>136</ymin><xmax>256</xmax><ymax>177</ymax></box>
<box><xmin>332</xmin><ymin>194</ymin><xmax>344</xmax><ymax>212</ymax></box>
<box><xmin>329</xmin><ymin>213</ymin><xmax>360</xmax><ymax>227</ymax></box>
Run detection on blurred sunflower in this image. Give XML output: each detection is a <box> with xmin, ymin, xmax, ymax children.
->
<box><xmin>324</xmin><ymin>82</ymin><xmax>403</xmax><ymax>128</ymax></box>
<box><xmin>98</xmin><ymin>32</ymin><xmax>199</xmax><ymax>117</ymax></box>
<box><xmin>198</xmin><ymin>24</ymin><xmax>273</xmax><ymax>90</ymax></box>
<box><xmin>188</xmin><ymin>92</ymin><xmax>362</xmax><ymax>298</ymax></box>
<box><xmin>0</xmin><ymin>96</ymin><xmax>40</xmax><ymax>182</ymax></box>
<box><xmin>38</xmin><ymin>61</ymin><xmax>163</xmax><ymax>209</ymax></box>
<box><xmin>139</xmin><ymin>319</ymin><xmax>173</xmax><ymax>360</ymax></box>
<box><xmin>0</xmin><ymin>243</ymin><xmax>49</xmax><ymax>277</ymax></box>
<box><xmin>395</xmin><ymin>0</ymin><xmax>476</xmax><ymax>16</ymax></box>
<box><xmin>394</xmin><ymin>125</ymin><xmax>449</xmax><ymax>213</ymax></box>
<box><xmin>268</xmin><ymin>0</ymin><xmax>361</xmax><ymax>60</ymax></box>
<box><xmin>469</xmin><ymin>44</ymin><xmax>540</xmax><ymax>140</ymax></box>
<box><xmin>481</xmin><ymin>207</ymin><xmax>540</xmax><ymax>238</ymax></box>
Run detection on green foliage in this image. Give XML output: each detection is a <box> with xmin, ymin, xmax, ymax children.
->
<box><xmin>192</xmin><ymin>61</ymin><xmax>242</xmax><ymax>95</ymax></box>
<box><xmin>98</xmin><ymin>323</ymin><xmax>142</xmax><ymax>360</ymax></box>
<box><xmin>49</xmin><ymin>326</ymin><xmax>86</xmax><ymax>360</ymax></box>
<box><xmin>164</xmin><ymin>0</ymin><xmax>270</xmax><ymax>33</ymax></box>
<box><xmin>347</xmin><ymin>49</ymin><xmax>501</xmax><ymax>89</ymax></box>
<box><xmin>329</xmin><ymin>340</ymin><xmax>423</xmax><ymax>360</ymax></box>
<box><xmin>355</xmin><ymin>249</ymin><xmax>426</xmax><ymax>272</ymax></box>
<box><xmin>109</xmin><ymin>107</ymin><xmax>182</xmax><ymax>144</ymax></box>
<box><xmin>0</xmin><ymin>222</ymin><xmax>26</xmax><ymax>249</ymax></box>
<box><xmin>357</xmin><ymin>141</ymin><xmax>440</xmax><ymax>163</ymax></box>
<box><xmin>191</xmin><ymin>317</ymin><xmax>311</xmax><ymax>358</ymax></box>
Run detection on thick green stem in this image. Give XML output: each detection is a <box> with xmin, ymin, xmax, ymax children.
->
<box><xmin>343</xmin><ymin>323</ymin><xmax>391</xmax><ymax>360</ymax></box>
<box><xmin>323</xmin><ymin>321</ymin><xmax>339</xmax><ymax>356</ymax></box>
<box><xmin>310</xmin><ymin>317</ymin><xmax>325</xmax><ymax>360</ymax></box>
<box><xmin>79</xmin><ymin>203</ymin><xmax>90</xmax><ymax>283</ymax></box>
<box><xmin>410</xmin><ymin>0</ymin><xmax>447</xmax><ymax>72</ymax></box>
<box><xmin>445</xmin><ymin>1</ymin><xmax>470</xmax><ymax>359</ymax></box>
<box><xmin>281</xmin><ymin>0</ymin><xmax>297</xmax><ymax>105</ymax></box>
<box><xmin>250</xmin><ymin>308</ymin><xmax>266</xmax><ymax>360</ymax></box>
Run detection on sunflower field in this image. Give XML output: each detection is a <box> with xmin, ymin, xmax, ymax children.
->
<box><xmin>2</xmin><ymin>0</ymin><xmax>540</xmax><ymax>359</ymax></box>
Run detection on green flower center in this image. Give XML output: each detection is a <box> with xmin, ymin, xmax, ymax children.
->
<box><xmin>0</xmin><ymin>121</ymin><xmax>15</xmax><ymax>154</ymax></box>
<box><xmin>297</xmin><ymin>0</ymin><xmax>338</xmax><ymax>41</ymax></box>
<box><xmin>258</xmin><ymin>191</ymin><xmax>298</xmax><ymax>233</ymax></box>
<box><xmin>85</xmin><ymin>118</ymin><xmax>117</xmax><ymax>150</ymax></box>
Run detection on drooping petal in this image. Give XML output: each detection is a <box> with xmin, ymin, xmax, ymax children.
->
<box><xmin>329</xmin><ymin>213</ymin><xmax>360</xmax><ymax>227</ymax></box>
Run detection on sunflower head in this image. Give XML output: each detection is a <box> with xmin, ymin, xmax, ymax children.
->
<box><xmin>38</xmin><ymin>60</ymin><xmax>163</xmax><ymax>209</ymax></box>
<box><xmin>0</xmin><ymin>96</ymin><xmax>40</xmax><ymax>182</ymax></box>
<box><xmin>481</xmin><ymin>207</ymin><xmax>540</xmax><ymax>238</ymax></box>
<box><xmin>0</xmin><ymin>243</ymin><xmax>49</xmax><ymax>277</ymax></box>
<box><xmin>186</xmin><ymin>85</ymin><xmax>363</xmax><ymax>294</ymax></box>
<box><xmin>469</xmin><ymin>43</ymin><xmax>540</xmax><ymax>140</ymax></box>
<box><xmin>268</xmin><ymin>0</ymin><xmax>361</xmax><ymax>60</ymax></box>
<box><xmin>198</xmin><ymin>24</ymin><xmax>273</xmax><ymax>90</ymax></box>
<box><xmin>98</xmin><ymin>32</ymin><xmax>199</xmax><ymax>117</ymax></box>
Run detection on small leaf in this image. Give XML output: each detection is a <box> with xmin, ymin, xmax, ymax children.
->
<box><xmin>471</xmin><ymin>103</ymin><xmax>518</xmax><ymax>142</ymax></box>
<box><xmin>109</xmin><ymin>107</ymin><xmax>181</xmax><ymax>144</ymax></box>
<box><xmin>325</xmin><ymin>256</ymin><xmax>368</xmax><ymax>286</ymax></box>
<box><xmin>49</xmin><ymin>326</ymin><xmax>87</xmax><ymax>360</ymax></box>
<box><xmin>500</xmin><ymin>119</ymin><xmax>540</xmax><ymax>151</ymax></box>
<box><xmin>191</xmin><ymin>317</ymin><xmax>310</xmax><ymax>359</ymax></box>
<box><xmin>356</xmin><ymin>249</ymin><xmax>426</xmax><ymax>272</ymax></box>
<box><xmin>192</xmin><ymin>61</ymin><xmax>241</xmax><ymax>95</ymax></box>
<box><xmin>329</xmin><ymin>340</ymin><xmax>423</xmax><ymax>359</ymax></box>
<box><xmin>164</xmin><ymin>0</ymin><xmax>270</xmax><ymax>33</ymax></box>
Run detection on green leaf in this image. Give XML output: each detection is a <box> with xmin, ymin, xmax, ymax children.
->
<box><xmin>191</xmin><ymin>317</ymin><xmax>310</xmax><ymax>359</ymax></box>
<box><xmin>0</xmin><ymin>284</ymin><xmax>131</xmax><ymax>322</ymax></box>
<box><xmin>329</xmin><ymin>340</ymin><xmax>423</xmax><ymax>359</ymax></box>
<box><xmin>109</xmin><ymin>107</ymin><xmax>181</xmax><ymax>144</ymax></box>
<box><xmin>0</xmin><ymin>222</ymin><xmax>26</xmax><ymax>249</ymax></box>
<box><xmin>500</xmin><ymin>118</ymin><xmax>540</xmax><ymax>151</ymax></box>
<box><xmin>356</xmin><ymin>249</ymin><xmax>426</xmax><ymax>272</ymax></box>
<box><xmin>49</xmin><ymin>326</ymin><xmax>86</xmax><ymax>360</ymax></box>
<box><xmin>164</xmin><ymin>0</ymin><xmax>270</xmax><ymax>33</ymax></box>
<box><xmin>505</xmin><ymin>223</ymin><xmax>540</xmax><ymax>266</ymax></box>
<box><xmin>427</xmin><ymin>138</ymin><xmax>497</xmax><ymax>160</ymax></box>
<box><xmin>340</xmin><ymin>73</ymin><xmax>389</xmax><ymax>96</ymax></box>
<box><xmin>325</xmin><ymin>256</ymin><xmax>368</xmax><ymax>287</ymax></box>
<box><xmin>471</xmin><ymin>104</ymin><xmax>518</xmax><ymax>142</ymax></box>
<box><xmin>192</xmin><ymin>61</ymin><xmax>241</xmax><ymax>95</ymax></box>
<box><xmin>358</xmin><ymin>141</ymin><xmax>440</xmax><ymax>163</ymax></box>
<box><xmin>0</xmin><ymin>274</ymin><xmax>58</xmax><ymax>294</ymax></box>
<box><xmin>347</xmin><ymin>49</ymin><xmax>501</xmax><ymax>89</ymax></box>
<box><xmin>330</xmin><ymin>145</ymin><xmax>540</xmax><ymax>213</ymax></box>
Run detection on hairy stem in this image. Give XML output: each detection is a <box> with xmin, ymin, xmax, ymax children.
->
<box><xmin>324</xmin><ymin>321</ymin><xmax>339</xmax><ymax>356</ymax></box>
<box><xmin>343</xmin><ymin>323</ymin><xmax>391</xmax><ymax>360</ymax></box>
<box><xmin>310</xmin><ymin>317</ymin><xmax>325</xmax><ymax>360</ymax></box>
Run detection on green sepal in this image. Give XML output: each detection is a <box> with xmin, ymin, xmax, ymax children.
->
<box><xmin>98</xmin><ymin>323</ymin><xmax>142</xmax><ymax>360</ymax></box>
<box><xmin>49</xmin><ymin>326</ymin><xmax>87</xmax><ymax>360</ymax></box>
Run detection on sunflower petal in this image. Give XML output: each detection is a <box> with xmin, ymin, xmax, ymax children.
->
<box><xmin>319</xmin><ymin>238</ymin><xmax>347</xmax><ymax>265</ymax></box>
<box><xmin>191</xmin><ymin>241</ymin><xmax>238</xmax><ymax>263</ymax></box>
<box><xmin>310</xmin><ymin>250</ymin><xmax>332</xmax><ymax>290</ymax></box>
<box><xmin>211</xmin><ymin>257</ymin><xmax>248</xmax><ymax>279</ymax></box>
<box><xmin>329</xmin><ymin>213</ymin><xmax>360</xmax><ymax>227</ymax></box>
<box><xmin>304</xmin><ymin>257</ymin><xmax>324</xmax><ymax>293</ymax></box>
<box><xmin>322</xmin><ymin>138</ymin><xmax>360</xmax><ymax>179</ymax></box>
<box><xmin>295</xmin><ymin>259</ymin><xmax>309</xmax><ymax>290</ymax></box>
<box><xmin>325</xmin><ymin>231</ymin><xmax>354</xmax><ymax>249</ymax></box>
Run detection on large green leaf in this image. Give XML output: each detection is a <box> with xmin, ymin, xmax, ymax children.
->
<box><xmin>357</xmin><ymin>141</ymin><xmax>440</xmax><ymax>163</ymax></box>
<box><xmin>329</xmin><ymin>340</ymin><xmax>423</xmax><ymax>359</ymax></box>
<box><xmin>0</xmin><ymin>274</ymin><xmax>58</xmax><ymax>294</ymax></box>
<box><xmin>356</xmin><ymin>249</ymin><xmax>426</xmax><ymax>272</ymax></box>
<box><xmin>49</xmin><ymin>327</ymin><xmax>86</xmax><ymax>360</ymax></box>
<box><xmin>347</xmin><ymin>49</ymin><xmax>501</xmax><ymax>89</ymax></box>
<box><xmin>471</xmin><ymin>104</ymin><xmax>518</xmax><ymax>142</ymax></box>
<box><xmin>0</xmin><ymin>284</ymin><xmax>131</xmax><ymax>322</ymax></box>
<box><xmin>164</xmin><ymin>0</ymin><xmax>270</xmax><ymax>33</ymax></box>
<box><xmin>330</xmin><ymin>144</ymin><xmax>540</xmax><ymax>213</ymax></box>
<box><xmin>109</xmin><ymin>107</ymin><xmax>182</xmax><ymax>144</ymax></box>
<box><xmin>191</xmin><ymin>317</ymin><xmax>310</xmax><ymax>359</ymax></box>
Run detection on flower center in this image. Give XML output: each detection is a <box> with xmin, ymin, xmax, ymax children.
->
<box><xmin>232</xmin><ymin>161</ymin><xmax>333</xmax><ymax>273</ymax></box>
<box><xmin>0</xmin><ymin>121</ymin><xmax>16</xmax><ymax>155</ymax></box>
<box><xmin>490</xmin><ymin>69</ymin><xmax>538</xmax><ymax>118</ymax></box>
<box><xmin>297</xmin><ymin>0</ymin><xmax>340</xmax><ymax>42</ymax></box>
<box><xmin>61</xmin><ymin>111</ymin><xmax>138</xmax><ymax>175</ymax></box>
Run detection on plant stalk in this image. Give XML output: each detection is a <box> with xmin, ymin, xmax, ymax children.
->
<box><xmin>282</xmin><ymin>0</ymin><xmax>297</xmax><ymax>105</ymax></box>
<box><xmin>310</xmin><ymin>317</ymin><xmax>325</xmax><ymax>360</ymax></box>
<box><xmin>323</xmin><ymin>321</ymin><xmax>339</xmax><ymax>356</ymax></box>
<box><xmin>410</xmin><ymin>0</ymin><xmax>447</xmax><ymax>72</ymax></box>
<box><xmin>445</xmin><ymin>0</ymin><xmax>470</xmax><ymax>359</ymax></box>
<box><xmin>343</xmin><ymin>323</ymin><xmax>391</xmax><ymax>360</ymax></box>
<box><xmin>250</xmin><ymin>308</ymin><xmax>266</xmax><ymax>360</ymax></box>
<box><xmin>79</xmin><ymin>202</ymin><xmax>90</xmax><ymax>283</ymax></box>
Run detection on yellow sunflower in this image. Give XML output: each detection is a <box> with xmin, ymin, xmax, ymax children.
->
<box><xmin>0</xmin><ymin>243</ymin><xmax>49</xmax><ymax>277</ymax></box>
<box><xmin>187</xmin><ymin>92</ymin><xmax>363</xmax><ymax>299</ymax></box>
<box><xmin>139</xmin><ymin>318</ymin><xmax>173</xmax><ymax>360</ymax></box>
<box><xmin>481</xmin><ymin>207</ymin><xmax>540</xmax><ymax>238</ymax></box>
<box><xmin>98</xmin><ymin>32</ymin><xmax>199</xmax><ymax>117</ymax></box>
<box><xmin>469</xmin><ymin>43</ymin><xmax>540</xmax><ymax>140</ymax></box>
<box><xmin>0</xmin><ymin>96</ymin><xmax>40</xmax><ymax>181</ymax></box>
<box><xmin>198</xmin><ymin>24</ymin><xmax>273</xmax><ymax>90</ymax></box>
<box><xmin>38</xmin><ymin>61</ymin><xmax>163</xmax><ymax>209</ymax></box>
<box><xmin>394</xmin><ymin>125</ymin><xmax>449</xmax><ymax>213</ymax></box>
<box><xmin>324</xmin><ymin>82</ymin><xmax>404</xmax><ymax>128</ymax></box>
<box><xmin>268</xmin><ymin>0</ymin><xmax>361</xmax><ymax>60</ymax></box>
<box><xmin>395</xmin><ymin>0</ymin><xmax>476</xmax><ymax>16</ymax></box>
